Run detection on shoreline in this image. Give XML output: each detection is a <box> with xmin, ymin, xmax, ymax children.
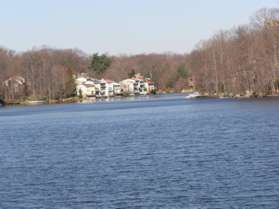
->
<box><xmin>1</xmin><ymin>94</ymin><xmax>161</xmax><ymax>107</ymax></box>
<box><xmin>193</xmin><ymin>93</ymin><xmax>279</xmax><ymax>100</ymax></box>
<box><xmin>0</xmin><ymin>89</ymin><xmax>188</xmax><ymax>107</ymax></box>
<box><xmin>2</xmin><ymin>92</ymin><xmax>279</xmax><ymax>107</ymax></box>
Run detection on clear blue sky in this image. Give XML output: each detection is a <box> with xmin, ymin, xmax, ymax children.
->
<box><xmin>0</xmin><ymin>0</ymin><xmax>278</xmax><ymax>55</ymax></box>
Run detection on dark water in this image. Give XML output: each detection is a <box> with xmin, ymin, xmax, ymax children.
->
<box><xmin>1</xmin><ymin>94</ymin><xmax>279</xmax><ymax>209</ymax></box>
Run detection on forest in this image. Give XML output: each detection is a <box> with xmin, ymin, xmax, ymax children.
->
<box><xmin>189</xmin><ymin>8</ymin><xmax>279</xmax><ymax>97</ymax></box>
<box><xmin>0</xmin><ymin>48</ymin><xmax>189</xmax><ymax>103</ymax></box>
<box><xmin>0</xmin><ymin>8</ymin><xmax>279</xmax><ymax>103</ymax></box>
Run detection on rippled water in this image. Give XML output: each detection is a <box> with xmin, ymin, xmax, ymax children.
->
<box><xmin>0</xmin><ymin>94</ymin><xmax>279</xmax><ymax>209</ymax></box>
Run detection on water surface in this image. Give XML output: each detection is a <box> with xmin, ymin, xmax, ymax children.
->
<box><xmin>0</xmin><ymin>95</ymin><xmax>279</xmax><ymax>209</ymax></box>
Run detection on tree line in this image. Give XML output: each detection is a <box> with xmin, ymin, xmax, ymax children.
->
<box><xmin>1</xmin><ymin>8</ymin><xmax>278</xmax><ymax>102</ymax></box>
<box><xmin>0</xmin><ymin>48</ymin><xmax>88</xmax><ymax>102</ymax></box>
<box><xmin>188</xmin><ymin>8</ymin><xmax>279</xmax><ymax>97</ymax></box>
<box><xmin>0</xmin><ymin>48</ymin><xmax>189</xmax><ymax>102</ymax></box>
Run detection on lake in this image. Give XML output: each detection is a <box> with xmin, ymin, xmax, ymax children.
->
<box><xmin>0</xmin><ymin>94</ymin><xmax>279</xmax><ymax>209</ymax></box>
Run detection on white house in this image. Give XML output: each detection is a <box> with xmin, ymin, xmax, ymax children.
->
<box><xmin>75</xmin><ymin>76</ymin><xmax>87</xmax><ymax>85</ymax></box>
<box><xmin>74</xmin><ymin>72</ymin><xmax>155</xmax><ymax>99</ymax></box>
<box><xmin>99</xmin><ymin>79</ymin><xmax>114</xmax><ymax>97</ymax></box>
<box><xmin>76</xmin><ymin>83</ymin><xmax>96</xmax><ymax>98</ymax></box>
<box><xmin>119</xmin><ymin>79</ymin><xmax>136</xmax><ymax>95</ymax></box>
<box><xmin>75</xmin><ymin>76</ymin><xmax>96</xmax><ymax>98</ymax></box>
<box><xmin>130</xmin><ymin>73</ymin><xmax>151</xmax><ymax>95</ymax></box>
<box><xmin>133</xmin><ymin>78</ymin><xmax>147</xmax><ymax>95</ymax></box>
<box><xmin>120</xmin><ymin>74</ymin><xmax>156</xmax><ymax>95</ymax></box>
<box><xmin>144</xmin><ymin>78</ymin><xmax>156</xmax><ymax>94</ymax></box>
<box><xmin>91</xmin><ymin>79</ymin><xmax>102</xmax><ymax>98</ymax></box>
<box><xmin>112</xmin><ymin>82</ymin><xmax>122</xmax><ymax>96</ymax></box>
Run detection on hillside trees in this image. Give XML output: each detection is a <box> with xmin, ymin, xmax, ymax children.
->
<box><xmin>1</xmin><ymin>8</ymin><xmax>279</xmax><ymax>101</ymax></box>
<box><xmin>104</xmin><ymin>53</ymin><xmax>189</xmax><ymax>90</ymax></box>
<box><xmin>188</xmin><ymin>8</ymin><xmax>279</xmax><ymax>96</ymax></box>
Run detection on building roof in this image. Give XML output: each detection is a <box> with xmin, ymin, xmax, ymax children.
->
<box><xmin>120</xmin><ymin>78</ymin><xmax>136</xmax><ymax>83</ymax></box>
<box><xmin>83</xmin><ymin>84</ymin><xmax>95</xmax><ymax>88</ymax></box>
<box><xmin>3</xmin><ymin>76</ymin><xmax>25</xmax><ymax>86</ymax></box>
<box><xmin>77</xmin><ymin>83</ymin><xmax>95</xmax><ymax>88</ymax></box>
<box><xmin>131</xmin><ymin>77</ymin><xmax>144</xmax><ymax>81</ymax></box>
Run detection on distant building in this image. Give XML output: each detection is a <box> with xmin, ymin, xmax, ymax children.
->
<box><xmin>119</xmin><ymin>79</ymin><xmax>136</xmax><ymax>95</ymax></box>
<box><xmin>75</xmin><ymin>76</ymin><xmax>96</xmax><ymax>98</ymax></box>
<box><xmin>75</xmin><ymin>72</ymin><xmax>156</xmax><ymax>99</ymax></box>
<box><xmin>144</xmin><ymin>78</ymin><xmax>156</xmax><ymax>94</ymax></box>
<box><xmin>112</xmin><ymin>82</ymin><xmax>122</xmax><ymax>96</ymax></box>
<box><xmin>91</xmin><ymin>79</ymin><xmax>120</xmax><ymax>98</ymax></box>
<box><xmin>132</xmin><ymin>74</ymin><xmax>147</xmax><ymax>95</ymax></box>
<box><xmin>3</xmin><ymin>76</ymin><xmax>27</xmax><ymax>100</ymax></box>
<box><xmin>76</xmin><ymin>80</ymin><xmax>96</xmax><ymax>98</ymax></box>
<box><xmin>97</xmin><ymin>79</ymin><xmax>111</xmax><ymax>97</ymax></box>
<box><xmin>92</xmin><ymin>79</ymin><xmax>102</xmax><ymax>98</ymax></box>
<box><xmin>120</xmin><ymin>73</ymin><xmax>156</xmax><ymax>95</ymax></box>
<box><xmin>75</xmin><ymin>76</ymin><xmax>87</xmax><ymax>85</ymax></box>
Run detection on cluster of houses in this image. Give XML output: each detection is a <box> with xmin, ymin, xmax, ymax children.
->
<box><xmin>76</xmin><ymin>73</ymin><xmax>156</xmax><ymax>98</ymax></box>
<box><xmin>0</xmin><ymin>73</ymin><xmax>157</xmax><ymax>102</ymax></box>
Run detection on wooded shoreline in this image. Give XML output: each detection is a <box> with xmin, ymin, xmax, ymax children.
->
<box><xmin>2</xmin><ymin>91</ymin><xmax>279</xmax><ymax>108</ymax></box>
<box><xmin>1</xmin><ymin>8</ymin><xmax>279</xmax><ymax>104</ymax></box>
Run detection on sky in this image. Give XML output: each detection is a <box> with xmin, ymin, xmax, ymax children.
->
<box><xmin>0</xmin><ymin>0</ymin><xmax>278</xmax><ymax>55</ymax></box>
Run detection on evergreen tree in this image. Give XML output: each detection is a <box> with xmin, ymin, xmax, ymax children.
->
<box><xmin>89</xmin><ymin>53</ymin><xmax>112</xmax><ymax>78</ymax></box>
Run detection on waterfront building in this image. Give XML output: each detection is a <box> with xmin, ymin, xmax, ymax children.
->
<box><xmin>119</xmin><ymin>79</ymin><xmax>136</xmax><ymax>96</ymax></box>
<box><xmin>144</xmin><ymin>78</ymin><xmax>156</xmax><ymax>94</ymax></box>
<box><xmin>76</xmin><ymin>80</ymin><xmax>96</xmax><ymax>98</ymax></box>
